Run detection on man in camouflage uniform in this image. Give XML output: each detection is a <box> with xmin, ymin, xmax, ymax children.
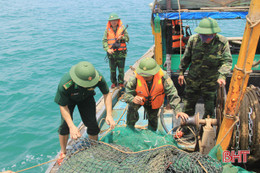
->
<box><xmin>178</xmin><ymin>18</ymin><xmax>232</xmax><ymax>119</ymax></box>
<box><xmin>124</xmin><ymin>57</ymin><xmax>188</xmax><ymax>131</ymax></box>
<box><xmin>54</xmin><ymin>61</ymin><xmax>115</xmax><ymax>165</ymax></box>
<box><xmin>103</xmin><ymin>12</ymin><xmax>129</xmax><ymax>88</ymax></box>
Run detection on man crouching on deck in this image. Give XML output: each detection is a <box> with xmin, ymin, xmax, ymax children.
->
<box><xmin>54</xmin><ymin>61</ymin><xmax>115</xmax><ymax>165</ymax></box>
<box><xmin>124</xmin><ymin>57</ymin><xmax>188</xmax><ymax>131</ymax></box>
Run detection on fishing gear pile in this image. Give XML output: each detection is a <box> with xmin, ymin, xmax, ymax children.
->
<box><xmin>58</xmin><ymin>127</ymin><xmax>223</xmax><ymax>173</ymax></box>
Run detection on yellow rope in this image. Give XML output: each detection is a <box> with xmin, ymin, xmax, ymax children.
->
<box><xmin>176</xmin><ymin>0</ymin><xmax>187</xmax><ymax>85</ymax></box>
<box><xmin>218</xmin><ymin>116</ymin><xmax>239</xmax><ymax>145</ymax></box>
<box><xmin>98</xmin><ymin>140</ymin><xmax>184</xmax><ymax>154</ymax></box>
<box><xmin>174</xmin><ymin>126</ymin><xmax>197</xmax><ymax>145</ymax></box>
<box><xmin>246</xmin><ymin>15</ymin><xmax>260</xmax><ymax>28</ymax></box>
<box><xmin>13</xmin><ymin>158</ymin><xmax>59</xmax><ymax>173</ymax></box>
<box><xmin>99</xmin><ymin>89</ymin><xmax>125</xmax><ymax>133</ymax></box>
<box><xmin>99</xmin><ymin>104</ymin><xmax>128</xmax><ymax>140</ymax></box>
<box><xmin>98</xmin><ymin>118</ymin><xmax>105</xmax><ymax>128</ymax></box>
<box><xmin>176</xmin><ymin>0</ymin><xmax>182</xmax><ymax>62</ymax></box>
<box><xmin>115</xmin><ymin>104</ymin><xmax>128</xmax><ymax>124</ymax></box>
<box><xmin>197</xmin><ymin>160</ymin><xmax>208</xmax><ymax>173</ymax></box>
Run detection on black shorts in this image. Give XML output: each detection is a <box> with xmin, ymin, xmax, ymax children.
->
<box><xmin>58</xmin><ymin>96</ymin><xmax>100</xmax><ymax>136</ymax></box>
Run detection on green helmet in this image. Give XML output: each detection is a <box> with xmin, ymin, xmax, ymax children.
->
<box><xmin>108</xmin><ymin>12</ymin><xmax>120</xmax><ymax>21</ymax></box>
<box><xmin>70</xmin><ymin>61</ymin><xmax>100</xmax><ymax>88</ymax></box>
<box><xmin>194</xmin><ymin>18</ymin><xmax>221</xmax><ymax>34</ymax></box>
<box><xmin>136</xmin><ymin>57</ymin><xmax>160</xmax><ymax>77</ymax></box>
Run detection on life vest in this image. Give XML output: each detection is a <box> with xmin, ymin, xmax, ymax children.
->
<box><xmin>106</xmin><ymin>19</ymin><xmax>127</xmax><ymax>51</ymax></box>
<box><xmin>172</xmin><ymin>35</ymin><xmax>185</xmax><ymax>48</ymax></box>
<box><xmin>171</xmin><ymin>20</ymin><xmax>185</xmax><ymax>48</ymax></box>
<box><xmin>135</xmin><ymin>69</ymin><xmax>165</xmax><ymax>109</ymax></box>
<box><xmin>172</xmin><ymin>20</ymin><xmax>182</xmax><ymax>27</ymax></box>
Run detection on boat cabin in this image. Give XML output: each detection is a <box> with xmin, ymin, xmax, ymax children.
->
<box><xmin>150</xmin><ymin>0</ymin><xmax>260</xmax><ymax>97</ymax></box>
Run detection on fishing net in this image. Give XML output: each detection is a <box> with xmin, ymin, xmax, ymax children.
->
<box><xmin>58</xmin><ymin>127</ymin><xmax>223</xmax><ymax>173</ymax></box>
<box><xmin>100</xmin><ymin>126</ymin><xmax>178</xmax><ymax>151</ymax></box>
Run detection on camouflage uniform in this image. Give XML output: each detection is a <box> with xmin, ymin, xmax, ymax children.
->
<box><xmin>124</xmin><ymin>70</ymin><xmax>182</xmax><ymax>131</ymax></box>
<box><xmin>102</xmin><ymin>27</ymin><xmax>129</xmax><ymax>85</ymax></box>
<box><xmin>179</xmin><ymin>34</ymin><xmax>232</xmax><ymax>118</ymax></box>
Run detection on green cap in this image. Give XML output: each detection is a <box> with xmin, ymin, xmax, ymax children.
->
<box><xmin>194</xmin><ymin>18</ymin><xmax>221</xmax><ymax>34</ymax></box>
<box><xmin>70</xmin><ymin>61</ymin><xmax>99</xmax><ymax>88</ymax></box>
<box><xmin>108</xmin><ymin>12</ymin><xmax>120</xmax><ymax>21</ymax></box>
<box><xmin>136</xmin><ymin>57</ymin><xmax>160</xmax><ymax>77</ymax></box>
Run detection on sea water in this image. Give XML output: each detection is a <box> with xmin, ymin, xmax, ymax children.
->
<box><xmin>0</xmin><ymin>0</ymin><xmax>246</xmax><ymax>172</ymax></box>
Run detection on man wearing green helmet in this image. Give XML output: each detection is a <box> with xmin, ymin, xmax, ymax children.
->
<box><xmin>102</xmin><ymin>12</ymin><xmax>129</xmax><ymax>88</ymax></box>
<box><xmin>54</xmin><ymin>61</ymin><xmax>115</xmax><ymax>165</ymax></box>
<box><xmin>178</xmin><ymin>18</ymin><xmax>232</xmax><ymax>119</ymax></box>
<box><xmin>124</xmin><ymin>57</ymin><xmax>189</xmax><ymax>131</ymax></box>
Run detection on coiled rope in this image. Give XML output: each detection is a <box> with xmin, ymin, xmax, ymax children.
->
<box><xmin>230</xmin><ymin>85</ymin><xmax>260</xmax><ymax>160</ymax></box>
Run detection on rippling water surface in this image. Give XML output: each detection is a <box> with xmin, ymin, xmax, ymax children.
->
<box><xmin>0</xmin><ymin>0</ymin><xmax>245</xmax><ymax>172</ymax></box>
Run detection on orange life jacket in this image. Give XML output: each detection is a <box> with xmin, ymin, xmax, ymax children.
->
<box><xmin>135</xmin><ymin>69</ymin><xmax>165</xmax><ymax>109</ymax></box>
<box><xmin>106</xmin><ymin>19</ymin><xmax>127</xmax><ymax>51</ymax></box>
<box><xmin>172</xmin><ymin>35</ymin><xmax>185</xmax><ymax>48</ymax></box>
<box><xmin>172</xmin><ymin>20</ymin><xmax>182</xmax><ymax>27</ymax></box>
<box><xmin>171</xmin><ymin>20</ymin><xmax>185</xmax><ymax>48</ymax></box>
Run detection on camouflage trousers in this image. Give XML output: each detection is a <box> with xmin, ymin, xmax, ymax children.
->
<box><xmin>108</xmin><ymin>51</ymin><xmax>127</xmax><ymax>84</ymax></box>
<box><xmin>126</xmin><ymin>102</ymin><xmax>159</xmax><ymax>131</ymax></box>
<box><xmin>183</xmin><ymin>77</ymin><xmax>218</xmax><ymax>119</ymax></box>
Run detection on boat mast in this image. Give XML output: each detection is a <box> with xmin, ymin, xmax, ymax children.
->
<box><xmin>216</xmin><ymin>0</ymin><xmax>260</xmax><ymax>150</ymax></box>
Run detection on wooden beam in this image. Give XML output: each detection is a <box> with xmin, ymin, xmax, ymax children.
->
<box><xmin>216</xmin><ymin>0</ymin><xmax>260</xmax><ymax>151</ymax></box>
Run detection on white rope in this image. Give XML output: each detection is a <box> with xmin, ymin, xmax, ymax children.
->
<box><xmin>246</xmin><ymin>15</ymin><xmax>260</xmax><ymax>28</ymax></box>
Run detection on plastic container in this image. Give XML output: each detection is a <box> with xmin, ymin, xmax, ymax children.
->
<box><xmin>154</xmin><ymin>14</ymin><xmax>161</xmax><ymax>33</ymax></box>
